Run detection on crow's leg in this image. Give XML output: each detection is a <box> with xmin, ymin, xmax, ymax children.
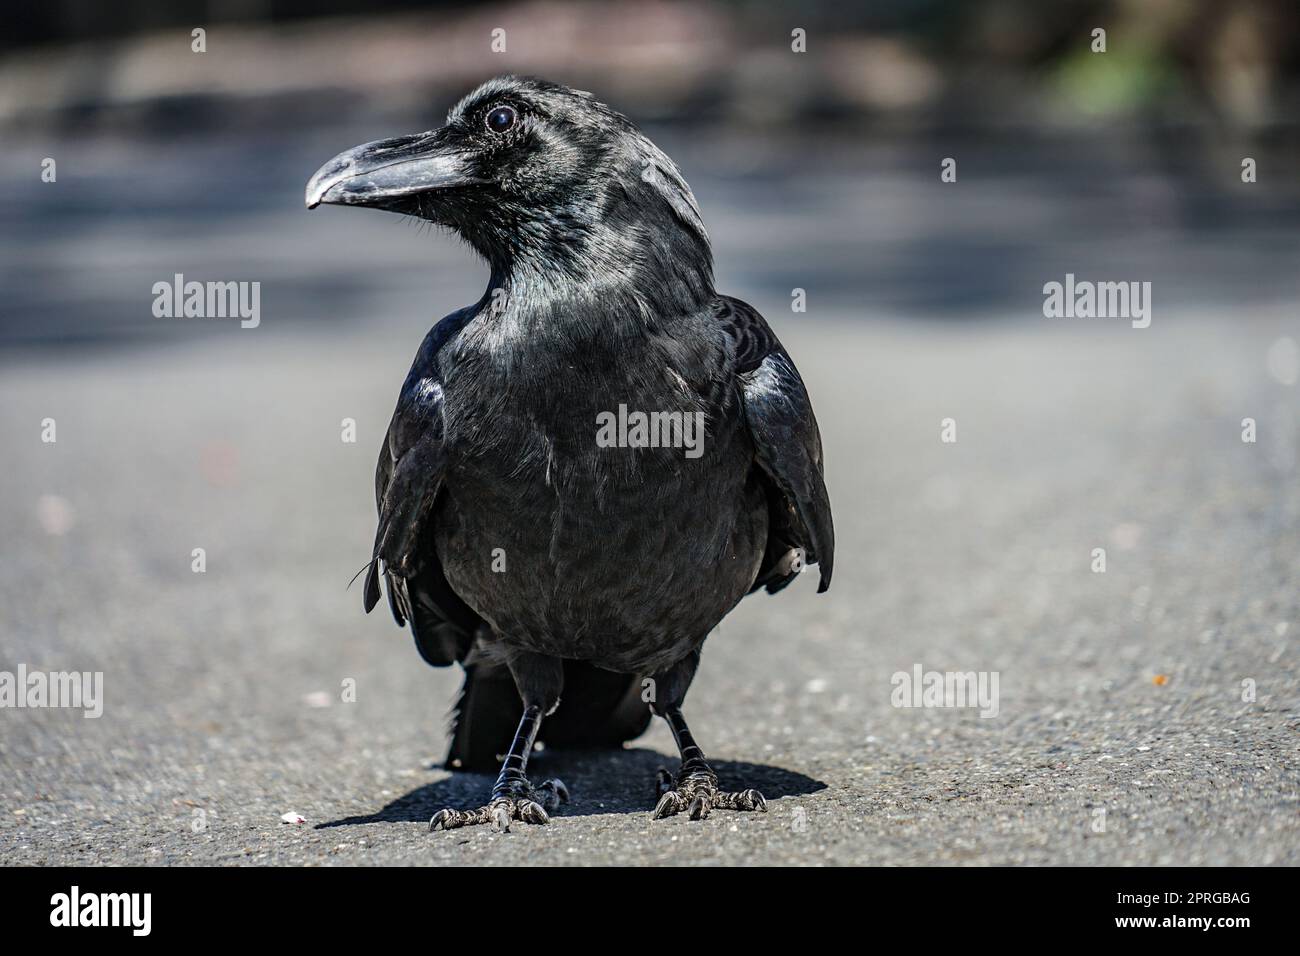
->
<box><xmin>429</xmin><ymin>651</ymin><xmax>568</xmax><ymax>833</ymax></box>
<box><xmin>651</xmin><ymin>707</ymin><xmax>767</xmax><ymax>820</ymax></box>
<box><xmin>648</xmin><ymin>653</ymin><xmax>767</xmax><ymax>821</ymax></box>
<box><xmin>428</xmin><ymin>705</ymin><xmax>569</xmax><ymax>832</ymax></box>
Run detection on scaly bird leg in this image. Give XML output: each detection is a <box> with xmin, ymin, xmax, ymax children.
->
<box><xmin>429</xmin><ymin>704</ymin><xmax>568</xmax><ymax>833</ymax></box>
<box><xmin>652</xmin><ymin>707</ymin><xmax>766</xmax><ymax>821</ymax></box>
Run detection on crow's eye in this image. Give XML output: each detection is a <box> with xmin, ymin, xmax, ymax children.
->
<box><xmin>486</xmin><ymin>106</ymin><xmax>517</xmax><ymax>134</ymax></box>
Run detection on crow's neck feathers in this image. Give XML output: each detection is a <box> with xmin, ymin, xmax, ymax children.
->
<box><xmin>469</xmin><ymin>133</ymin><xmax>714</xmax><ymax>340</ymax></box>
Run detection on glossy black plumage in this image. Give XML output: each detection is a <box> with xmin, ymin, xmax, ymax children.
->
<box><xmin>308</xmin><ymin>76</ymin><xmax>833</xmax><ymax>825</ymax></box>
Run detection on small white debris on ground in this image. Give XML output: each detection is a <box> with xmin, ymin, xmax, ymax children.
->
<box><xmin>280</xmin><ymin>812</ymin><xmax>306</xmax><ymax>824</ymax></box>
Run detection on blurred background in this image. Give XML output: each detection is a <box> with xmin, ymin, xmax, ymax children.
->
<box><xmin>2</xmin><ymin>0</ymin><xmax>1299</xmax><ymax>344</ymax></box>
<box><xmin>2</xmin><ymin>2</ymin><xmax>1297</xmax><ymax>865</ymax></box>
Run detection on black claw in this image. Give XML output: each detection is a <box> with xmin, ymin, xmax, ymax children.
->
<box><xmin>688</xmin><ymin>794</ymin><xmax>709</xmax><ymax>820</ymax></box>
<box><xmin>520</xmin><ymin>800</ymin><xmax>550</xmax><ymax>825</ymax></box>
<box><xmin>428</xmin><ymin>809</ymin><xmax>453</xmax><ymax>832</ymax></box>
<box><xmin>429</xmin><ymin>778</ymin><xmax>568</xmax><ymax>834</ymax></box>
<box><xmin>652</xmin><ymin>790</ymin><xmax>681</xmax><ymax>820</ymax></box>
<box><xmin>652</xmin><ymin>767</ymin><xmax>767</xmax><ymax>821</ymax></box>
<box><xmin>532</xmin><ymin>778</ymin><xmax>568</xmax><ymax>812</ymax></box>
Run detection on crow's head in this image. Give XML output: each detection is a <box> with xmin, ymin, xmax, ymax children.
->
<box><xmin>307</xmin><ymin>76</ymin><xmax>712</xmax><ymax>305</ymax></box>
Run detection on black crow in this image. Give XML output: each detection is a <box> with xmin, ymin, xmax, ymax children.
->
<box><xmin>306</xmin><ymin>76</ymin><xmax>833</xmax><ymax>831</ymax></box>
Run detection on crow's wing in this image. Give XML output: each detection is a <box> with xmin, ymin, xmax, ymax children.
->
<box><xmin>717</xmin><ymin>295</ymin><xmax>835</xmax><ymax>594</ymax></box>
<box><xmin>363</xmin><ymin>310</ymin><xmax>481</xmax><ymax>666</ymax></box>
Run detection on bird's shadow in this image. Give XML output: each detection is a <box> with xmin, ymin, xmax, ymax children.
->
<box><xmin>317</xmin><ymin>747</ymin><xmax>826</xmax><ymax>828</ymax></box>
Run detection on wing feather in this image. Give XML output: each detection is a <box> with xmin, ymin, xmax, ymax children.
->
<box><xmin>717</xmin><ymin>296</ymin><xmax>835</xmax><ymax>593</ymax></box>
<box><xmin>363</xmin><ymin>310</ymin><xmax>482</xmax><ymax>667</ymax></box>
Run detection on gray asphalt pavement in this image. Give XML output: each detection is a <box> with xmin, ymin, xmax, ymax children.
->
<box><xmin>1</xmin><ymin>308</ymin><xmax>1296</xmax><ymax>865</ymax></box>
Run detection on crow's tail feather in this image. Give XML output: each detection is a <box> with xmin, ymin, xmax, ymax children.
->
<box><xmin>541</xmin><ymin>662</ymin><xmax>654</xmax><ymax>751</ymax></box>
<box><xmin>444</xmin><ymin>664</ymin><xmax>522</xmax><ymax>772</ymax></box>
<box><xmin>444</xmin><ymin>661</ymin><xmax>652</xmax><ymax>773</ymax></box>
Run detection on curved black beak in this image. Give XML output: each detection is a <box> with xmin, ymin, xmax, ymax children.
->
<box><xmin>305</xmin><ymin>131</ymin><xmax>484</xmax><ymax>210</ymax></box>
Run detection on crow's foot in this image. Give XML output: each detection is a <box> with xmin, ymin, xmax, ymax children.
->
<box><xmin>651</xmin><ymin>766</ymin><xmax>766</xmax><ymax>821</ymax></box>
<box><xmin>429</xmin><ymin>777</ymin><xmax>568</xmax><ymax>833</ymax></box>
